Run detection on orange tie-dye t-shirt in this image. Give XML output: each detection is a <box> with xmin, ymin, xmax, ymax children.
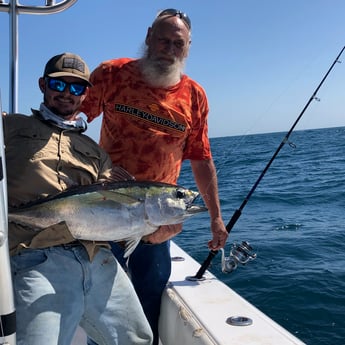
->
<box><xmin>80</xmin><ymin>58</ymin><xmax>211</xmax><ymax>184</ymax></box>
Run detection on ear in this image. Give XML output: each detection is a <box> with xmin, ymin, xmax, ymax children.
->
<box><xmin>38</xmin><ymin>77</ymin><xmax>45</xmax><ymax>93</ymax></box>
<box><xmin>145</xmin><ymin>27</ymin><xmax>152</xmax><ymax>45</ymax></box>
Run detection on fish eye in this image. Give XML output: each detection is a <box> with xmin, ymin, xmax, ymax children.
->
<box><xmin>176</xmin><ymin>189</ymin><xmax>185</xmax><ymax>199</ymax></box>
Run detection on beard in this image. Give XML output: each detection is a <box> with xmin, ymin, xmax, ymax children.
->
<box><xmin>139</xmin><ymin>45</ymin><xmax>186</xmax><ymax>88</ymax></box>
<box><xmin>43</xmin><ymin>94</ymin><xmax>79</xmax><ymax>119</ymax></box>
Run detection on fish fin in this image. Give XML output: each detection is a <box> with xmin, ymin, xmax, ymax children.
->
<box><xmin>122</xmin><ymin>237</ymin><xmax>142</xmax><ymax>258</ymax></box>
<box><xmin>98</xmin><ymin>191</ymin><xmax>142</xmax><ymax>205</ymax></box>
<box><xmin>109</xmin><ymin>165</ymin><xmax>136</xmax><ymax>182</ymax></box>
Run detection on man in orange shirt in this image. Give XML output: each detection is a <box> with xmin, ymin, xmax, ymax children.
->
<box><xmin>81</xmin><ymin>9</ymin><xmax>228</xmax><ymax>345</ymax></box>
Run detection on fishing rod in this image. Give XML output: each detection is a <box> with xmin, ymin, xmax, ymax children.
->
<box><xmin>189</xmin><ymin>45</ymin><xmax>345</xmax><ymax>281</ymax></box>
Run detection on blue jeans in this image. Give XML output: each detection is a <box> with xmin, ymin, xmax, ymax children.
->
<box><xmin>87</xmin><ymin>240</ymin><xmax>171</xmax><ymax>345</ymax></box>
<box><xmin>11</xmin><ymin>245</ymin><xmax>153</xmax><ymax>345</ymax></box>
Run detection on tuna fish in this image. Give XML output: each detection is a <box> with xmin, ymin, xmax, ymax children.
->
<box><xmin>8</xmin><ymin>181</ymin><xmax>207</xmax><ymax>257</ymax></box>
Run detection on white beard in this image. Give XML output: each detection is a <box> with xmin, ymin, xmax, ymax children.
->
<box><xmin>139</xmin><ymin>46</ymin><xmax>186</xmax><ymax>88</ymax></box>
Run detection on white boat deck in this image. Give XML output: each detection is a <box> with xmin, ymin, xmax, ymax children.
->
<box><xmin>158</xmin><ymin>241</ymin><xmax>305</xmax><ymax>345</ymax></box>
<box><xmin>71</xmin><ymin>241</ymin><xmax>305</xmax><ymax>345</ymax></box>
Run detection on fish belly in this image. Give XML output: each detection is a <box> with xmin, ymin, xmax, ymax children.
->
<box><xmin>9</xmin><ymin>198</ymin><xmax>159</xmax><ymax>242</ymax></box>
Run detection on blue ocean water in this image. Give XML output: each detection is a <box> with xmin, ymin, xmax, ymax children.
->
<box><xmin>175</xmin><ymin>126</ymin><xmax>345</xmax><ymax>345</ymax></box>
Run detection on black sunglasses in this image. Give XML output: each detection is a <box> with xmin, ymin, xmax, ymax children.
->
<box><xmin>157</xmin><ymin>8</ymin><xmax>191</xmax><ymax>29</ymax></box>
<box><xmin>46</xmin><ymin>78</ymin><xmax>87</xmax><ymax>96</ymax></box>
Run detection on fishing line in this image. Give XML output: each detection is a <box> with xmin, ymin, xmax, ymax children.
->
<box><xmin>199</xmin><ymin>49</ymin><xmax>327</xmax><ymax>202</ymax></box>
<box><xmin>189</xmin><ymin>45</ymin><xmax>345</xmax><ymax>280</ymax></box>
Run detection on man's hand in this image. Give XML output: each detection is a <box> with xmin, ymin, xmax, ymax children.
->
<box><xmin>142</xmin><ymin>224</ymin><xmax>183</xmax><ymax>244</ymax></box>
<box><xmin>208</xmin><ymin>216</ymin><xmax>228</xmax><ymax>251</ymax></box>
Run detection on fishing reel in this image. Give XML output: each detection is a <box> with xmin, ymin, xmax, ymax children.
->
<box><xmin>220</xmin><ymin>241</ymin><xmax>257</xmax><ymax>273</ymax></box>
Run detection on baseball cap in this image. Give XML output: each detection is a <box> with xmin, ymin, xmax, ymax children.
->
<box><xmin>43</xmin><ymin>52</ymin><xmax>92</xmax><ymax>86</ymax></box>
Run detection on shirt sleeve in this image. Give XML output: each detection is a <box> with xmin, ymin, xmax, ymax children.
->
<box><xmin>80</xmin><ymin>58</ymin><xmax>132</xmax><ymax>123</ymax></box>
<box><xmin>80</xmin><ymin>62</ymin><xmax>107</xmax><ymax>123</ymax></box>
<box><xmin>182</xmin><ymin>83</ymin><xmax>212</xmax><ymax>161</ymax></box>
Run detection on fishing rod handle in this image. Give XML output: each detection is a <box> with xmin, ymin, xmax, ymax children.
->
<box><xmin>193</xmin><ymin>209</ymin><xmax>241</xmax><ymax>279</ymax></box>
<box><xmin>194</xmin><ymin>250</ymin><xmax>218</xmax><ymax>279</ymax></box>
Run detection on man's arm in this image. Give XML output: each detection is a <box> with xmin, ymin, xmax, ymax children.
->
<box><xmin>190</xmin><ymin>159</ymin><xmax>228</xmax><ymax>250</ymax></box>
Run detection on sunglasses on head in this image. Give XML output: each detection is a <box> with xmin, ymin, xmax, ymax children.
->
<box><xmin>46</xmin><ymin>78</ymin><xmax>87</xmax><ymax>96</ymax></box>
<box><xmin>157</xmin><ymin>8</ymin><xmax>191</xmax><ymax>29</ymax></box>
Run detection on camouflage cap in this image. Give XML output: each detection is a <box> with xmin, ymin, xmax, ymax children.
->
<box><xmin>43</xmin><ymin>52</ymin><xmax>92</xmax><ymax>85</ymax></box>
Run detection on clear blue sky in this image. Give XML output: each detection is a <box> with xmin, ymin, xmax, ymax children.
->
<box><xmin>0</xmin><ymin>0</ymin><xmax>344</xmax><ymax>140</ymax></box>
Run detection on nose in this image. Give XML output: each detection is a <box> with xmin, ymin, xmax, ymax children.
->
<box><xmin>163</xmin><ymin>41</ymin><xmax>175</xmax><ymax>55</ymax></box>
<box><xmin>61</xmin><ymin>87</ymin><xmax>71</xmax><ymax>95</ymax></box>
